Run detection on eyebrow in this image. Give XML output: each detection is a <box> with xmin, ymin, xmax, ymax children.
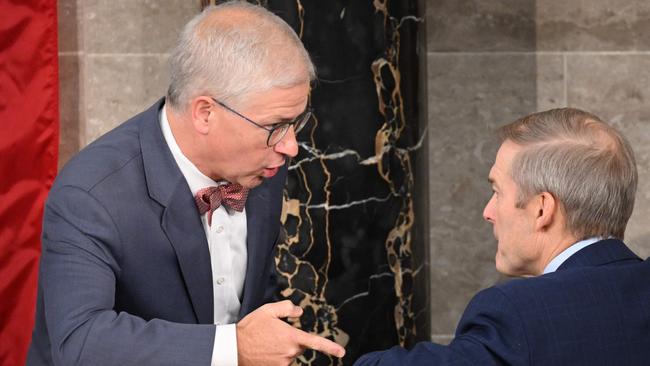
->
<box><xmin>275</xmin><ymin>117</ymin><xmax>297</xmax><ymax>124</ymax></box>
<box><xmin>264</xmin><ymin>108</ymin><xmax>309</xmax><ymax>125</ymax></box>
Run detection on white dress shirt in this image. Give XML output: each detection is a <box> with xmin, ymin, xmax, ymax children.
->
<box><xmin>161</xmin><ymin>105</ymin><xmax>247</xmax><ymax>366</ymax></box>
<box><xmin>542</xmin><ymin>237</ymin><xmax>601</xmax><ymax>274</ymax></box>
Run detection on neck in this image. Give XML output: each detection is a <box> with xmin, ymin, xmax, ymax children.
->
<box><xmin>537</xmin><ymin>232</ymin><xmax>579</xmax><ymax>274</ymax></box>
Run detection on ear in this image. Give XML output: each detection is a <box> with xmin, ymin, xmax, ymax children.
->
<box><xmin>189</xmin><ymin>96</ymin><xmax>214</xmax><ymax>135</ymax></box>
<box><xmin>532</xmin><ymin>191</ymin><xmax>558</xmax><ymax>232</ymax></box>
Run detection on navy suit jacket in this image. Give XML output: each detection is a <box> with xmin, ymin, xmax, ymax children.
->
<box><xmin>355</xmin><ymin>239</ymin><xmax>650</xmax><ymax>365</ymax></box>
<box><xmin>27</xmin><ymin>99</ymin><xmax>286</xmax><ymax>365</ymax></box>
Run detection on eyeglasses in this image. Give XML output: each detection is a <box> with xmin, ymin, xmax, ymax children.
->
<box><xmin>211</xmin><ymin>97</ymin><xmax>312</xmax><ymax>147</ymax></box>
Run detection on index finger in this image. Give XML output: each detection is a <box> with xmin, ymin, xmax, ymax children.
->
<box><xmin>294</xmin><ymin>329</ymin><xmax>346</xmax><ymax>358</ymax></box>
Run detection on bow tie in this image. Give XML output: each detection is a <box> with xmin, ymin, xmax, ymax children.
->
<box><xmin>194</xmin><ymin>184</ymin><xmax>249</xmax><ymax>225</ymax></box>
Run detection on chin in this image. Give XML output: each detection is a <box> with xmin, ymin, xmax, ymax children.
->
<box><xmin>495</xmin><ymin>260</ymin><xmax>506</xmax><ymax>275</ymax></box>
<box><xmin>240</xmin><ymin>176</ymin><xmax>264</xmax><ymax>189</ymax></box>
<box><xmin>497</xmin><ymin>260</ymin><xmax>531</xmax><ymax>278</ymax></box>
<box><xmin>495</xmin><ymin>253</ymin><xmax>512</xmax><ymax>276</ymax></box>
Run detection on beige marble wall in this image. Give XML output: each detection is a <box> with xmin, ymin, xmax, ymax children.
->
<box><xmin>57</xmin><ymin>0</ymin><xmax>198</xmax><ymax>167</ymax></box>
<box><xmin>427</xmin><ymin>0</ymin><xmax>650</xmax><ymax>342</ymax></box>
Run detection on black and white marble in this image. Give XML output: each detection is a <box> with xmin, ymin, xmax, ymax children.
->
<box><xmin>204</xmin><ymin>1</ymin><xmax>428</xmax><ymax>364</ymax></box>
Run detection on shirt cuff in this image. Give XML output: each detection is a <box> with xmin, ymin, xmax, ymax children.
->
<box><xmin>210</xmin><ymin>323</ymin><xmax>238</xmax><ymax>366</ymax></box>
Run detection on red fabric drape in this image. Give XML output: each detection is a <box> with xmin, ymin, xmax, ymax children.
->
<box><xmin>0</xmin><ymin>1</ymin><xmax>59</xmax><ymax>364</ymax></box>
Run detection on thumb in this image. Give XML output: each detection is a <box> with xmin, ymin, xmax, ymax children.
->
<box><xmin>264</xmin><ymin>300</ymin><xmax>303</xmax><ymax>319</ymax></box>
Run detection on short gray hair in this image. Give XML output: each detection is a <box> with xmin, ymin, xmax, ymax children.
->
<box><xmin>166</xmin><ymin>1</ymin><xmax>315</xmax><ymax>112</ymax></box>
<box><xmin>499</xmin><ymin>108</ymin><xmax>637</xmax><ymax>240</ymax></box>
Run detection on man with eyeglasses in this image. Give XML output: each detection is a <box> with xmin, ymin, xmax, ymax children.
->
<box><xmin>28</xmin><ymin>2</ymin><xmax>344</xmax><ymax>366</ymax></box>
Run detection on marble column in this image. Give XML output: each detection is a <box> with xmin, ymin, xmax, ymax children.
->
<box><xmin>262</xmin><ymin>1</ymin><xmax>428</xmax><ymax>365</ymax></box>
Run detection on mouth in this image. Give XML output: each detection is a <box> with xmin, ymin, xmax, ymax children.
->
<box><xmin>262</xmin><ymin>165</ymin><xmax>281</xmax><ymax>178</ymax></box>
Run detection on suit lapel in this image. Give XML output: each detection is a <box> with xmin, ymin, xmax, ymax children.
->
<box><xmin>237</xmin><ymin>165</ymin><xmax>287</xmax><ymax>317</ymax></box>
<box><xmin>239</xmin><ymin>183</ymin><xmax>272</xmax><ymax>317</ymax></box>
<box><xmin>139</xmin><ymin>99</ymin><xmax>214</xmax><ymax>324</ymax></box>
<box><xmin>161</xmin><ymin>181</ymin><xmax>214</xmax><ymax>324</ymax></box>
<box><xmin>558</xmin><ymin>239</ymin><xmax>641</xmax><ymax>271</ymax></box>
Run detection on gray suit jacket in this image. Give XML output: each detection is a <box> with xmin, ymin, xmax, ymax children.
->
<box><xmin>27</xmin><ymin>99</ymin><xmax>286</xmax><ymax>365</ymax></box>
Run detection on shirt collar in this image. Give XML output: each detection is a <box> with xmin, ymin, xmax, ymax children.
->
<box><xmin>542</xmin><ymin>237</ymin><xmax>602</xmax><ymax>274</ymax></box>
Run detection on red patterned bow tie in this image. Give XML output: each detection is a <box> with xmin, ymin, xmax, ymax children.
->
<box><xmin>195</xmin><ymin>184</ymin><xmax>249</xmax><ymax>225</ymax></box>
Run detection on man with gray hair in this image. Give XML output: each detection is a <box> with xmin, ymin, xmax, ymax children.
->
<box><xmin>28</xmin><ymin>2</ymin><xmax>344</xmax><ymax>365</ymax></box>
<box><xmin>355</xmin><ymin>108</ymin><xmax>650</xmax><ymax>365</ymax></box>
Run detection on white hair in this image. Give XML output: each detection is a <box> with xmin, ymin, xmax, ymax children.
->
<box><xmin>166</xmin><ymin>1</ymin><xmax>315</xmax><ymax>112</ymax></box>
<box><xmin>500</xmin><ymin>108</ymin><xmax>637</xmax><ymax>240</ymax></box>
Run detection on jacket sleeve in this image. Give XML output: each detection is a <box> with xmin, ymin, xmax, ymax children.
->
<box><xmin>38</xmin><ymin>185</ymin><xmax>216</xmax><ymax>366</ymax></box>
<box><xmin>353</xmin><ymin>287</ymin><xmax>530</xmax><ymax>366</ymax></box>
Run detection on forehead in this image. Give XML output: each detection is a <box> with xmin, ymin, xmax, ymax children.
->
<box><xmin>243</xmin><ymin>83</ymin><xmax>309</xmax><ymax>108</ymax></box>
<box><xmin>489</xmin><ymin>140</ymin><xmax>521</xmax><ymax>184</ymax></box>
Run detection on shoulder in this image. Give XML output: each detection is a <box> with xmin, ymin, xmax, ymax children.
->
<box><xmin>54</xmin><ymin>101</ymin><xmax>163</xmax><ymax>194</ymax></box>
<box><xmin>495</xmin><ymin>255</ymin><xmax>648</xmax><ymax>301</ymax></box>
<box><xmin>460</xmin><ymin>274</ymin><xmax>581</xmax><ymax>330</ymax></box>
<box><xmin>485</xmin><ymin>271</ymin><xmax>586</xmax><ymax>314</ymax></box>
<box><xmin>485</xmin><ymin>261</ymin><xmax>650</xmax><ymax>328</ymax></box>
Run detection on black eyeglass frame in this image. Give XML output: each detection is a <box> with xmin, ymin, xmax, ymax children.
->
<box><xmin>210</xmin><ymin>97</ymin><xmax>312</xmax><ymax>147</ymax></box>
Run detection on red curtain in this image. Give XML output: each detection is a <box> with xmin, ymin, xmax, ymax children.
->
<box><xmin>0</xmin><ymin>1</ymin><xmax>59</xmax><ymax>364</ymax></box>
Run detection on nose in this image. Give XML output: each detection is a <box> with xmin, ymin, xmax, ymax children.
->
<box><xmin>273</xmin><ymin>126</ymin><xmax>299</xmax><ymax>157</ymax></box>
<box><xmin>483</xmin><ymin>194</ymin><xmax>495</xmax><ymax>223</ymax></box>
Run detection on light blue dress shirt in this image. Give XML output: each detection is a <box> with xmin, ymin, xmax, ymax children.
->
<box><xmin>542</xmin><ymin>237</ymin><xmax>602</xmax><ymax>274</ymax></box>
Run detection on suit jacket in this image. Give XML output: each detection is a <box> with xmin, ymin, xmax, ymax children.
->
<box><xmin>355</xmin><ymin>239</ymin><xmax>650</xmax><ymax>366</ymax></box>
<box><xmin>27</xmin><ymin>99</ymin><xmax>286</xmax><ymax>365</ymax></box>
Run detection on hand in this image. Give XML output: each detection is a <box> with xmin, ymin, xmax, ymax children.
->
<box><xmin>236</xmin><ymin>300</ymin><xmax>346</xmax><ymax>366</ymax></box>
